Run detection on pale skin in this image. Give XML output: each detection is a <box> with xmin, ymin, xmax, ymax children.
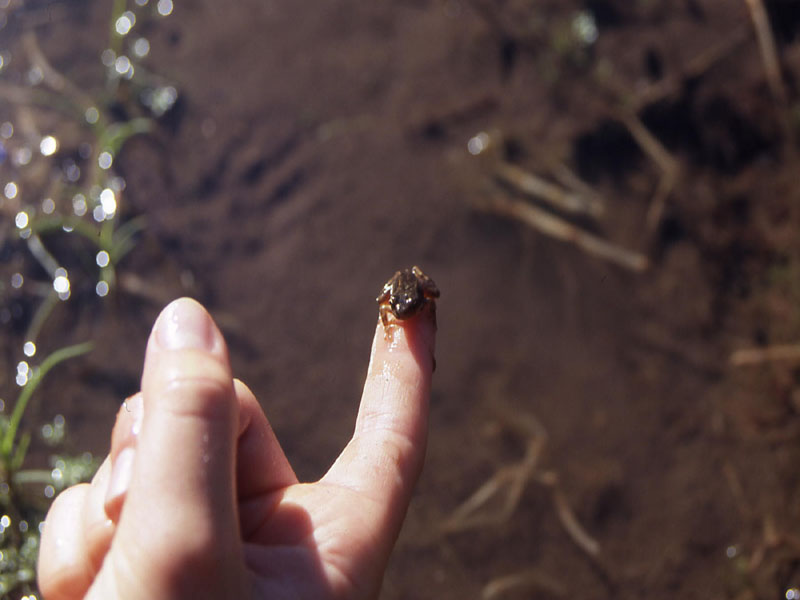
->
<box><xmin>37</xmin><ymin>296</ymin><xmax>436</xmax><ymax>600</ymax></box>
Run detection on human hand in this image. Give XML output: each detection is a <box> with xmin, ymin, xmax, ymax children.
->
<box><xmin>38</xmin><ymin>296</ymin><xmax>436</xmax><ymax>599</ymax></box>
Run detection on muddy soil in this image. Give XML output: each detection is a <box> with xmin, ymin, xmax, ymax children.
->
<box><xmin>3</xmin><ymin>0</ymin><xmax>800</xmax><ymax>598</ymax></box>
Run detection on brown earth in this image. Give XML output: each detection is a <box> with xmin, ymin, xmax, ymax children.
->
<box><xmin>3</xmin><ymin>0</ymin><xmax>800</xmax><ymax>598</ymax></box>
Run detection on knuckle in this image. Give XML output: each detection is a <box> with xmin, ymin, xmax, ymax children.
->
<box><xmin>158</xmin><ymin>375</ymin><xmax>235</xmax><ymax>420</ymax></box>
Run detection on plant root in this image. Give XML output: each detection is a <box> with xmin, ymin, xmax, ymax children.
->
<box><xmin>744</xmin><ymin>0</ymin><xmax>788</xmax><ymax>106</ymax></box>
<box><xmin>482</xmin><ymin>568</ymin><xmax>567</xmax><ymax>599</ymax></box>
<box><xmin>478</xmin><ymin>193</ymin><xmax>649</xmax><ymax>272</ymax></box>
<box><xmin>730</xmin><ymin>344</ymin><xmax>800</xmax><ymax>366</ymax></box>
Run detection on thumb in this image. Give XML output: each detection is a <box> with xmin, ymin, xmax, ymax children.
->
<box><xmin>92</xmin><ymin>298</ymin><xmax>246</xmax><ymax>599</ymax></box>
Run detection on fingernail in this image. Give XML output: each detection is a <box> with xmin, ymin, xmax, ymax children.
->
<box><xmin>105</xmin><ymin>447</ymin><xmax>135</xmax><ymax>508</ymax></box>
<box><xmin>155</xmin><ymin>298</ymin><xmax>215</xmax><ymax>351</ymax></box>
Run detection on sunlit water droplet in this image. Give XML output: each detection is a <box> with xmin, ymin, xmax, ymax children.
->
<box><xmin>133</xmin><ymin>37</ymin><xmax>150</xmax><ymax>57</ymax></box>
<box><xmin>14</xmin><ymin>210</ymin><xmax>27</xmax><ymax>228</ymax></box>
<box><xmin>572</xmin><ymin>10</ymin><xmax>598</xmax><ymax>45</ymax></box>
<box><xmin>63</xmin><ymin>159</ymin><xmax>81</xmax><ymax>182</ymax></box>
<box><xmin>101</xmin><ymin>48</ymin><xmax>116</xmax><ymax>67</ymax></box>
<box><xmin>27</xmin><ymin>65</ymin><xmax>43</xmax><ymax>85</ymax></box>
<box><xmin>111</xmin><ymin>176</ymin><xmax>126</xmax><ymax>191</ymax></box>
<box><xmin>143</xmin><ymin>85</ymin><xmax>178</xmax><ymax>116</ymax></box>
<box><xmin>53</xmin><ymin>274</ymin><xmax>70</xmax><ymax>295</ymax></box>
<box><xmin>157</xmin><ymin>0</ymin><xmax>173</xmax><ymax>16</ymax></box>
<box><xmin>85</xmin><ymin>106</ymin><xmax>100</xmax><ymax>124</ymax></box>
<box><xmin>115</xmin><ymin>12</ymin><xmax>135</xmax><ymax>35</ymax></box>
<box><xmin>73</xmin><ymin>193</ymin><xmax>87</xmax><ymax>216</ymax></box>
<box><xmin>39</xmin><ymin>135</ymin><xmax>58</xmax><ymax>156</ymax></box>
<box><xmin>100</xmin><ymin>188</ymin><xmax>117</xmax><ymax>216</ymax></box>
<box><xmin>115</xmin><ymin>55</ymin><xmax>132</xmax><ymax>75</ymax></box>
<box><xmin>98</xmin><ymin>151</ymin><xmax>113</xmax><ymax>169</ymax></box>
<box><xmin>13</xmin><ymin>146</ymin><xmax>32</xmax><ymax>167</ymax></box>
<box><xmin>467</xmin><ymin>131</ymin><xmax>490</xmax><ymax>155</ymax></box>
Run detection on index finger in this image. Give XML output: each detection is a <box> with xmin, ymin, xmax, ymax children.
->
<box><xmin>323</xmin><ymin>305</ymin><xmax>436</xmax><ymax>531</ymax></box>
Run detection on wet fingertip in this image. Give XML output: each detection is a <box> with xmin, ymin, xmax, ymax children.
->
<box><xmin>153</xmin><ymin>297</ymin><xmax>220</xmax><ymax>352</ymax></box>
<box><xmin>375</xmin><ymin>307</ymin><xmax>438</xmax><ymax>376</ymax></box>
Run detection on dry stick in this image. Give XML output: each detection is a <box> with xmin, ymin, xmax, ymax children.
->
<box><xmin>480</xmin><ymin>194</ymin><xmax>649</xmax><ymax>272</ymax></box>
<box><xmin>553</xmin><ymin>487</ymin><xmax>601</xmax><ymax>557</ymax></box>
<box><xmin>730</xmin><ymin>344</ymin><xmax>800</xmax><ymax>366</ymax></box>
<box><xmin>547</xmin><ymin>160</ymin><xmax>606</xmax><ymax>211</ymax></box>
<box><xmin>615</xmin><ymin>109</ymin><xmax>680</xmax><ymax>234</ymax></box>
<box><xmin>630</xmin><ymin>26</ymin><xmax>751</xmax><ymax>112</ymax></box>
<box><xmin>440</xmin><ymin>437</ymin><xmax>544</xmax><ymax>533</ymax></box>
<box><xmin>439</xmin><ymin>409</ymin><xmax>605</xmax><ymax>593</ymax></box>
<box><xmin>441</xmin><ymin>416</ymin><xmax>601</xmax><ymax>560</ymax></box>
<box><xmin>744</xmin><ymin>0</ymin><xmax>788</xmax><ymax>106</ymax></box>
<box><xmin>482</xmin><ymin>568</ymin><xmax>567</xmax><ymax>599</ymax></box>
<box><xmin>535</xmin><ymin>471</ymin><xmax>602</xmax><ymax>559</ymax></box>
<box><xmin>593</xmin><ymin>29</ymin><xmax>748</xmax><ymax>234</ymax></box>
<box><xmin>494</xmin><ymin>162</ymin><xmax>605</xmax><ymax>218</ymax></box>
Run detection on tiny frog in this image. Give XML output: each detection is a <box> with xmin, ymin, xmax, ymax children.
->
<box><xmin>377</xmin><ymin>266</ymin><xmax>440</xmax><ymax>332</ymax></box>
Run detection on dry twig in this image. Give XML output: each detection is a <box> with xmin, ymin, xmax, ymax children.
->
<box><xmin>627</xmin><ymin>26</ymin><xmax>751</xmax><ymax>111</ymax></box>
<box><xmin>482</xmin><ymin>568</ymin><xmax>567</xmax><ymax>599</ymax></box>
<box><xmin>744</xmin><ymin>0</ymin><xmax>788</xmax><ymax>105</ymax></box>
<box><xmin>546</xmin><ymin>160</ymin><xmax>606</xmax><ymax>208</ymax></box>
<box><xmin>441</xmin><ymin>407</ymin><xmax>603</xmax><ymax>578</ymax></box>
<box><xmin>479</xmin><ymin>193</ymin><xmax>649</xmax><ymax>272</ymax></box>
<box><xmin>615</xmin><ymin>109</ymin><xmax>680</xmax><ymax>234</ymax></box>
<box><xmin>494</xmin><ymin>162</ymin><xmax>605</xmax><ymax>218</ymax></box>
<box><xmin>440</xmin><ymin>435</ymin><xmax>544</xmax><ymax>533</ymax></box>
<box><xmin>550</xmin><ymin>480</ymin><xmax>601</xmax><ymax>557</ymax></box>
<box><xmin>730</xmin><ymin>344</ymin><xmax>800</xmax><ymax>366</ymax></box>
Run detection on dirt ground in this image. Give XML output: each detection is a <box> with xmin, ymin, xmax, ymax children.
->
<box><xmin>3</xmin><ymin>0</ymin><xmax>800</xmax><ymax>598</ymax></box>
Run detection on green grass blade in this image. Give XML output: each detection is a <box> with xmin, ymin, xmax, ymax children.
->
<box><xmin>2</xmin><ymin>342</ymin><xmax>93</xmax><ymax>459</ymax></box>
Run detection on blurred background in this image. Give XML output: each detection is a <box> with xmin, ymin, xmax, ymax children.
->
<box><xmin>2</xmin><ymin>0</ymin><xmax>800</xmax><ymax>598</ymax></box>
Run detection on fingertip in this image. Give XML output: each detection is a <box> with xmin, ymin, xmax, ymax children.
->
<box><xmin>39</xmin><ymin>485</ymin><xmax>95</xmax><ymax>600</ymax></box>
<box><xmin>114</xmin><ymin>298</ymin><xmax>241</xmax><ymax>568</ymax></box>
<box><xmin>370</xmin><ymin>303</ymin><xmax>437</xmax><ymax>384</ymax></box>
<box><xmin>152</xmin><ymin>297</ymin><xmax>225</xmax><ymax>354</ymax></box>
